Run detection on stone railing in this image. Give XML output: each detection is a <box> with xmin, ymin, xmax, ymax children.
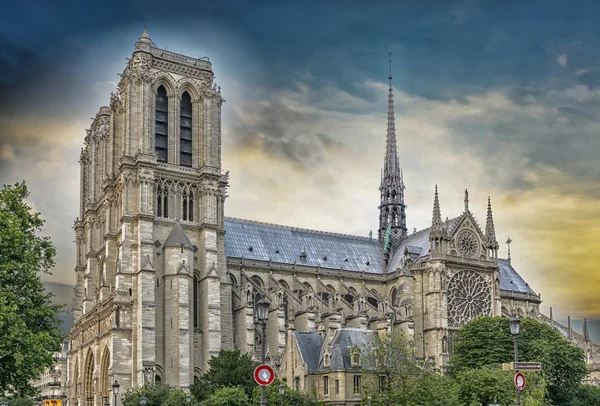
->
<box><xmin>151</xmin><ymin>48</ymin><xmax>212</xmax><ymax>70</ymax></box>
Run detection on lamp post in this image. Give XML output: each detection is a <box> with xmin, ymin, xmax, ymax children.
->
<box><xmin>62</xmin><ymin>392</ymin><xmax>67</xmax><ymax>406</ymax></box>
<box><xmin>509</xmin><ymin>317</ymin><xmax>521</xmax><ymax>406</ymax></box>
<box><xmin>140</xmin><ymin>397</ymin><xmax>147</xmax><ymax>406</ymax></box>
<box><xmin>186</xmin><ymin>394</ymin><xmax>191</xmax><ymax>405</ymax></box>
<box><xmin>256</xmin><ymin>297</ymin><xmax>271</xmax><ymax>406</ymax></box>
<box><xmin>367</xmin><ymin>393</ymin><xmax>372</xmax><ymax>406</ymax></box>
<box><xmin>112</xmin><ymin>380</ymin><xmax>120</xmax><ymax>406</ymax></box>
<box><xmin>278</xmin><ymin>383</ymin><xmax>285</xmax><ymax>406</ymax></box>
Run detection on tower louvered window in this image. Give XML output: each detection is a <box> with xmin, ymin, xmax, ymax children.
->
<box><xmin>156</xmin><ymin>186</ymin><xmax>163</xmax><ymax>217</ymax></box>
<box><xmin>155</xmin><ymin>86</ymin><xmax>168</xmax><ymax>162</ymax></box>
<box><xmin>180</xmin><ymin>92</ymin><xmax>192</xmax><ymax>167</ymax></box>
<box><xmin>182</xmin><ymin>191</ymin><xmax>194</xmax><ymax>222</ymax></box>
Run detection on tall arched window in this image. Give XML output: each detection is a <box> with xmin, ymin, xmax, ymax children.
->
<box><xmin>179</xmin><ymin>92</ymin><xmax>192</xmax><ymax>167</ymax></box>
<box><xmin>156</xmin><ymin>185</ymin><xmax>163</xmax><ymax>217</ymax></box>
<box><xmin>155</xmin><ymin>86</ymin><xmax>168</xmax><ymax>162</ymax></box>
<box><xmin>182</xmin><ymin>190</ymin><xmax>194</xmax><ymax>222</ymax></box>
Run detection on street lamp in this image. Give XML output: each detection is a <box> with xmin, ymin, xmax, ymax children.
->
<box><xmin>256</xmin><ymin>297</ymin><xmax>271</xmax><ymax>406</ymax></box>
<box><xmin>509</xmin><ymin>317</ymin><xmax>521</xmax><ymax>406</ymax></box>
<box><xmin>61</xmin><ymin>392</ymin><xmax>67</xmax><ymax>406</ymax></box>
<box><xmin>112</xmin><ymin>380</ymin><xmax>120</xmax><ymax>406</ymax></box>
<box><xmin>367</xmin><ymin>393</ymin><xmax>372</xmax><ymax>406</ymax></box>
<box><xmin>186</xmin><ymin>394</ymin><xmax>191</xmax><ymax>404</ymax></box>
<box><xmin>278</xmin><ymin>383</ymin><xmax>285</xmax><ymax>406</ymax></box>
<box><xmin>140</xmin><ymin>397</ymin><xmax>147</xmax><ymax>406</ymax></box>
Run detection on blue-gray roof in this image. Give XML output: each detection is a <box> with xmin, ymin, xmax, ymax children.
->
<box><xmin>295</xmin><ymin>332</ymin><xmax>323</xmax><ymax>372</ymax></box>
<box><xmin>498</xmin><ymin>259</ymin><xmax>537</xmax><ymax>295</ymax></box>
<box><xmin>319</xmin><ymin>328</ymin><xmax>377</xmax><ymax>370</ymax></box>
<box><xmin>224</xmin><ymin>217</ymin><xmax>383</xmax><ymax>273</ymax></box>
<box><xmin>224</xmin><ymin>217</ymin><xmax>536</xmax><ymax>296</ymax></box>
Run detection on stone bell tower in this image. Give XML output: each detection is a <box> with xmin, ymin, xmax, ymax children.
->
<box><xmin>69</xmin><ymin>27</ymin><xmax>229</xmax><ymax>404</ymax></box>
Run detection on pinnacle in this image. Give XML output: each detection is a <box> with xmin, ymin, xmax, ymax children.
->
<box><xmin>138</xmin><ymin>25</ymin><xmax>152</xmax><ymax>44</ymax></box>
<box><xmin>485</xmin><ymin>196</ymin><xmax>498</xmax><ymax>248</ymax></box>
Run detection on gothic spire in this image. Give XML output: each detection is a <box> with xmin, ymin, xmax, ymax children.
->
<box><xmin>383</xmin><ymin>54</ymin><xmax>400</xmax><ymax>181</ymax></box>
<box><xmin>430</xmin><ymin>185</ymin><xmax>443</xmax><ymax>240</ymax></box>
<box><xmin>464</xmin><ymin>189</ymin><xmax>469</xmax><ymax>212</ymax></box>
<box><xmin>506</xmin><ymin>236</ymin><xmax>512</xmax><ymax>263</ymax></box>
<box><xmin>378</xmin><ymin>53</ymin><xmax>407</xmax><ymax>246</ymax></box>
<box><xmin>584</xmin><ymin>318</ymin><xmax>590</xmax><ymax>341</ymax></box>
<box><xmin>485</xmin><ymin>197</ymin><xmax>499</xmax><ymax>250</ymax></box>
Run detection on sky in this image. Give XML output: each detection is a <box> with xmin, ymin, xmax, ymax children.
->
<box><xmin>1</xmin><ymin>0</ymin><xmax>599</xmax><ymax>335</ymax></box>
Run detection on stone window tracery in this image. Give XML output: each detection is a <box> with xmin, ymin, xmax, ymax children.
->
<box><xmin>447</xmin><ymin>270</ymin><xmax>491</xmax><ymax>328</ymax></box>
<box><xmin>457</xmin><ymin>229</ymin><xmax>479</xmax><ymax>258</ymax></box>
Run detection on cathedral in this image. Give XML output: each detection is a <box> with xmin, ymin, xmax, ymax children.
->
<box><xmin>67</xmin><ymin>28</ymin><xmax>598</xmax><ymax>406</ymax></box>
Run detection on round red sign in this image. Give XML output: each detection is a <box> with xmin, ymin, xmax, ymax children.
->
<box><xmin>514</xmin><ymin>372</ymin><xmax>526</xmax><ymax>390</ymax></box>
<box><xmin>254</xmin><ymin>364</ymin><xmax>275</xmax><ymax>386</ymax></box>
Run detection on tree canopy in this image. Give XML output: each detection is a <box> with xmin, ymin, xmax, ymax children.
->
<box><xmin>450</xmin><ymin>316</ymin><xmax>588</xmax><ymax>404</ymax></box>
<box><xmin>189</xmin><ymin>349</ymin><xmax>259</xmax><ymax>402</ymax></box>
<box><xmin>0</xmin><ymin>182</ymin><xmax>64</xmax><ymax>396</ymax></box>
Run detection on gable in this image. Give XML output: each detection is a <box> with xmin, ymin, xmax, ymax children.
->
<box><xmin>447</xmin><ymin>212</ymin><xmax>487</xmax><ymax>261</ymax></box>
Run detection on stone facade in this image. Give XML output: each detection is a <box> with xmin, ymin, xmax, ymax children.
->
<box><xmin>67</xmin><ymin>27</ymin><xmax>599</xmax><ymax>406</ymax></box>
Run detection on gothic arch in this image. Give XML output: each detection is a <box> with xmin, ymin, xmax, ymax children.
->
<box><xmin>278</xmin><ymin>279</ymin><xmax>289</xmax><ymax>290</ymax></box>
<box><xmin>176</xmin><ymin>79</ymin><xmax>201</xmax><ymax>101</ymax></box>
<box><xmin>83</xmin><ymin>348</ymin><xmax>95</xmax><ymax>404</ymax></box>
<box><xmin>250</xmin><ymin>275</ymin><xmax>264</xmax><ymax>288</ymax></box>
<box><xmin>151</xmin><ymin>73</ymin><xmax>177</xmax><ymax>97</ymax></box>
<box><xmin>100</xmin><ymin>347</ymin><xmax>110</xmax><ymax>400</ymax></box>
<box><xmin>390</xmin><ymin>287</ymin><xmax>398</xmax><ymax>306</ymax></box>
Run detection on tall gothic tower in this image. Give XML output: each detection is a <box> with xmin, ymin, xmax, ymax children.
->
<box><xmin>378</xmin><ymin>55</ymin><xmax>407</xmax><ymax>248</ymax></box>
<box><xmin>69</xmin><ymin>27</ymin><xmax>229</xmax><ymax>405</ymax></box>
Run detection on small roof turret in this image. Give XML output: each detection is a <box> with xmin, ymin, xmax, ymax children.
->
<box><xmin>138</xmin><ymin>26</ymin><xmax>152</xmax><ymax>44</ymax></box>
<box><xmin>164</xmin><ymin>222</ymin><xmax>193</xmax><ymax>250</ymax></box>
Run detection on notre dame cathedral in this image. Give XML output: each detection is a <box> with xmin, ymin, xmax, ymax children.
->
<box><xmin>67</xmin><ymin>27</ymin><xmax>599</xmax><ymax>406</ymax></box>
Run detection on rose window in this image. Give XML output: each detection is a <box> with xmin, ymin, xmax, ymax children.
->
<box><xmin>447</xmin><ymin>270</ymin><xmax>491</xmax><ymax>328</ymax></box>
<box><xmin>457</xmin><ymin>230</ymin><xmax>479</xmax><ymax>258</ymax></box>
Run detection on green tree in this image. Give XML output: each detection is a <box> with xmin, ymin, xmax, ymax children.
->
<box><xmin>0</xmin><ymin>398</ymin><xmax>34</xmax><ymax>406</ymax></box>
<box><xmin>122</xmin><ymin>384</ymin><xmax>199</xmax><ymax>406</ymax></box>
<box><xmin>361</xmin><ymin>331</ymin><xmax>459</xmax><ymax>406</ymax></box>
<box><xmin>455</xmin><ymin>366</ymin><xmax>546</xmax><ymax>406</ymax></box>
<box><xmin>568</xmin><ymin>384</ymin><xmax>600</xmax><ymax>406</ymax></box>
<box><xmin>201</xmin><ymin>386</ymin><xmax>249</xmax><ymax>406</ymax></box>
<box><xmin>189</xmin><ymin>349</ymin><xmax>259</xmax><ymax>402</ymax></box>
<box><xmin>0</xmin><ymin>182</ymin><xmax>63</xmax><ymax>396</ymax></box>
<box><xmin>450</xmin><ymin>316</ymin><xmax>586</xmax><ymax>404</ymax></box>
<box><xmin>251</xmin><ymin>379</ymin><xmax>324</xmax><ymax>406</ymax></box>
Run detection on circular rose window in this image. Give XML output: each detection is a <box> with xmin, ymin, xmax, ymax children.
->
<box><xmin>447</xmin><ymin>270</ymin><xmax>491</xmax><ymax>328</ymax></box>
<box><xmin>457</xmin><ymin>229</ymin><xmax>479</xmax><ymax>258</ymax></box>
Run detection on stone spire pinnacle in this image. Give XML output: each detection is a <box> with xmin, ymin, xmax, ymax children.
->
<box><xmin>430</xmin><ymin>185</ymin><xmax>444</xmax><ymax>241</ymax></box>
<box><xmin>383</xmin><ymin>53</ymin><xmax>401</xmax><ymax>181</ymax></box>
<box><xmin>139</xmin><ymin>26</ymin><xmax>152</xmax><ymax>44</ymax></box>
<box><xmin>584</xmin><ymin>318</ymin><xmax>589</xmax><ymax>341</ymax></box>
<box><xmin>506</xmin><ymin>236</ymin><xmax>512</xmax><ymax>263</ymax></box>
<box><xmin>464</xmin><ymin>189</ymin><xmax>469</xmax><ymax>212</ymax></box>
<box><xmin>485</xmin><ymin>197</ymin><xmax>499</xmax><ymax>249</ymax></box>
<box><xmin>378</xmin><ymin>53</ymin><xmax>407</xmax><ymax>246</ymax></box>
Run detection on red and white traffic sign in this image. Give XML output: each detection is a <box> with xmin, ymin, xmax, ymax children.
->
<box><xmin>514</xmin><ymin>372</ymin><xmax>526</xmax><ymax>390</ymax></box>
<box><xmin>254</xmin><ymin>364</ymin><xmax>275</xmax><ymax>386</ymax></box>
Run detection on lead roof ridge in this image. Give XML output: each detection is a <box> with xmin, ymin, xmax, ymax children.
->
<box><xmin>224</xmin><ymin>216</ymin><xmax>381</xmax><ymax>243</ymax></box>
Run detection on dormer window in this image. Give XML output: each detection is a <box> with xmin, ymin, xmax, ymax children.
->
<box><xmin>324</xmin><ymin>350</ymin><xmax>331</xmax><ymax>368</ymax></box>
<box><xmin>350</xmin><ymin>347</ymin><xmax>361</xmax><ymax>368</ymax></box>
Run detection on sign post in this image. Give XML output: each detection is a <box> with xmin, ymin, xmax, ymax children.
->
<box><xmin>254</xmin><ymin>364</ymin><xmax>275</xmax><ymax>387</ymax></box>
